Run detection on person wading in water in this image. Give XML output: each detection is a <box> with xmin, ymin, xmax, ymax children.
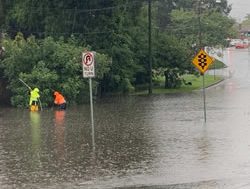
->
<box><xmin>29</xmin><ymin>88</ymin><xmax>40</xmax><ymax>111</ymax></box>
<box><xmin>53</xmin><ymin>91</ymin><xmax>66</xmax><ymax>110</ymax></box>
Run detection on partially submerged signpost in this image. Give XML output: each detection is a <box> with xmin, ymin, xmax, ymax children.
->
<box><xmin>82</xmin><ymin>51</ymin><xmax>95</xmax><ymax>150</ymax></box>
<box><xmin>192</xmin><ymin>49</ymin><xmax>214</xmax><ymax>122</ymax></box>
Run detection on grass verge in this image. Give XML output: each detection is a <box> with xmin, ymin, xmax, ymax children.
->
<box><xmin>134</xmin><ymin>74</ymin><xmax>223</xmax><ymax>95</ymax></box>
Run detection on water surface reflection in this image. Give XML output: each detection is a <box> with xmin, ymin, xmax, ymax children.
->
<box><xmin>54</xmin><ymin>110</ymin><xmax>65</xmax><ymax>162</ymax></box>
<box><xmin>1</xmin><ymin>49</ymin><xmax>250</xmax><ymax>188</ymax></box>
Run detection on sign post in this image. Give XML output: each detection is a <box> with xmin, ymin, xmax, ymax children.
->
<box><xmin>82</xmin><ymin>51</ymin><xmax>95</xmax><ymax>151</ymax></box>
<box><xmin>192</xmin><ymin>49</ymin><xmax>214</xmax><ymax>122</ymax></box>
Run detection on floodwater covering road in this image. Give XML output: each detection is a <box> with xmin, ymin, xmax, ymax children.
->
<box><xmin>1</xmin><ymin>48</ymin><xmax>250</xmax><ymax>188</ymax></box>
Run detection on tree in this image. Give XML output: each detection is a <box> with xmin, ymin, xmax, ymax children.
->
<box><xmin>0</xmin><ymin>0</ymin><xmax>237</xmax><ymax>95</ymax></box>
<box><xmin>0</xmin><ymin>33</ymin><xmax>111</xmax><ymax>107</ymax></box>
<box><xmin>170</xmin><ymin>7</ymin><xmax>236</xmax><ymax>48</ymax></box>
<box><xmin>241</xmin><ymin>14</ymin><xmax>250</xmax><ymax>34</ymax></box>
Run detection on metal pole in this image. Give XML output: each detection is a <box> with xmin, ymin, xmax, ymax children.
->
<box><xmin>198</xmin><ymin>0</ymin><xmax>202</xmax><ymax>49</ymax></box>
<box><xmin>18</xmin><ymin>78</ymin><xmax>31</xmax><ymax>90</ymax></box>
<box><xmin>214</xmin><ymin>58</ymin><xmax>216</xmax><ymax>80</ymax></box>
<box><xmin>203</xmin><ymin>74</ymin><xmax>206</xmax><ymax>122</ymax></box>
<box><xmin>148</xmin><ymin>0</ymin><xmax>152</xmax><ymax>94</ymax></box>
<box><xmin>198</xmin><ymin>0</ymin><xmax>206</xmax><ymax>122</ymax></box>
<box><xmin>89</xmin><ymin>78</ymin><xmax>95</xmax><ymax>151</ymax></box>
<box><xmin>38</xmin><ymin>98</ymin><xmax>43</xmax><ymax>111</ymax></box>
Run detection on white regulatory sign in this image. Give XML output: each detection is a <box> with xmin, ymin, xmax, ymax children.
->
<box><xmin>82</xmin><ymin>52</ymin><xmax>95</xmax><ymax>78</ymax></box>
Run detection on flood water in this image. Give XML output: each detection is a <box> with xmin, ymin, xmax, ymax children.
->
<box><xmin>1</xmin><ymin>48</ymin><xmax>250</xmax><ymax>188</ymax></box>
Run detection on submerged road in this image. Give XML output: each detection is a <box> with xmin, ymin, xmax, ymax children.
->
<box><xmin>1</xmin><ymin>48</ymin><xmax>250</xmax><ymax>188</ymax></box>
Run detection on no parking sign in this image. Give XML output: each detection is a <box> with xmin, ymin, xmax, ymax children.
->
<box><xmin>82</xmin><ymin>51</ymin><xmax>95</xmax><ymax>78</ymax></box>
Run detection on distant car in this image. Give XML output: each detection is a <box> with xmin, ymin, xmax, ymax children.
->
<box><xmin>235</xmin><ymin>42</ymin><xmax>248</xmax><ymax>49</ymax></box>
<box><xmin>229</xmin><ymin>39</ymin><xmax>242</xmax><ymax>46</ymax></box>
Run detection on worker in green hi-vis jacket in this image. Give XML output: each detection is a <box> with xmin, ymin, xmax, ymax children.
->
<box><xmin>29</xmin><ymin>88</ymin><xmax>40</xmax><ymax>111</ymax></box>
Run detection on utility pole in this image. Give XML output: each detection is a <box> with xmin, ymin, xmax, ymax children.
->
<box><xmin>198</xmin><ymin>0</ymin><xmax>202</xmax><ymax>50</ymax></box>
<box><xmin>198</xmin><ymin>0</ymin><xmax>207</xmax><ymax>123</ymax></box>
<box><xmin>148</xmin><ymin>0</ymin><xmax>153</xmax><ymax>94</ymax></box>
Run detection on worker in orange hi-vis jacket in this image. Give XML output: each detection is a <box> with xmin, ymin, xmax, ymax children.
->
<box><xmin>53</xmin><ymin>91</ymin><xmax>66</xmax><ymax>110</ymax></box>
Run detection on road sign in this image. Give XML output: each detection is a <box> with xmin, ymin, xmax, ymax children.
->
<box><xmin>82</xmin><ymin>52</ymin><xmax>95</xmax><ymax>78</ymax></box>
<box><xmin>192</xmin><ymin>49</ymin><xmax>214</xmax><ymax>74</ymax></box>
<box><xmin>82</xmin><ymin>51</ymin><xmax>96</xmax><ymax>150</ymax></box>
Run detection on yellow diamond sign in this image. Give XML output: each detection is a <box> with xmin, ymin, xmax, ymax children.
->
<box><xmin>192</xmin><ymin>49</ymin><xmax>214</xmax><ymax>74</ymax></box>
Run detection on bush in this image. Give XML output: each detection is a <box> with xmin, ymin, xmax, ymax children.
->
<box><xmin>0</xmin><ymin>34</ymin><xmax>111</xmax><ymax>107</ymax></box>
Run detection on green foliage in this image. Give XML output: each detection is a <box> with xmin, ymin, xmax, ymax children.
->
<box><xmin>154</xmin><ymin>33</ymin><xmax>193</xmax><ymax>73</ymax></box>
<box><xmin>202</xmin><ymin>12</ymin><xmax>236</xmax><ymax>47</ymax></box>
<box><xmin>209</xmin><ymin>59</ymin><xmax>227</xmax><ymax>69</ymax></box>
<box><xmin>0</xmin><ymin>34</ymin><xmax>111</xmax><ymax>107</ymax></box>
<box><xmin>170</xmin><ymin>8</ymin><xmax>235</xmax><ymax>48</ymax></box>
<box><xmin>0</xmin><ymin>0</ymin><xmax>236</xmax><ymax>100</ymax></box>
<box><xmin>120</xmin><ymin>78</ymin><xmax>135</xmax><ymax>93</ymax></box>
<box><xmin>241</xmin><ymin>14</ymin><xmax>250</xmax><ymax>27</ymax></box>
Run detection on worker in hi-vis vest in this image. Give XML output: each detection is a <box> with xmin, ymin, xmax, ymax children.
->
<box><xmin>53</xmin><ymin>91</ymin><xmax>66</xmax><ymax>110</ymax></box>
<box><xmin>29</xmin><ymin>88</ymin><xmax>40</xmax><ymax>111</ymax></box>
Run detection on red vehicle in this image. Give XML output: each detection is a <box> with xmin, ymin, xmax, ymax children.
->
<box><xmin>235</xmin><ymin>42</ymin><xmax>249</xmax><ymax>49</ymax></box>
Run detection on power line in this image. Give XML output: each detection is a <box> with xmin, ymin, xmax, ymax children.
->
<box><xmin>5</xmin><ymin>0</ymin><xmax>145</xmax><ymax>13</ymax></box>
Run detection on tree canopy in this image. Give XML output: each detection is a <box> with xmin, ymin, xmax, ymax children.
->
<box><xmin>0</xmin><ymin>0</ymin><xmax>237</xmax><ymax>107</ymax></box>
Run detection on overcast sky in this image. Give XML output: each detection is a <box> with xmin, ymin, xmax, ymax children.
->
<box><xmin>227</xmin><ymin>0</ymin><xmax>250</xmax><ymax>21</ymax></box>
